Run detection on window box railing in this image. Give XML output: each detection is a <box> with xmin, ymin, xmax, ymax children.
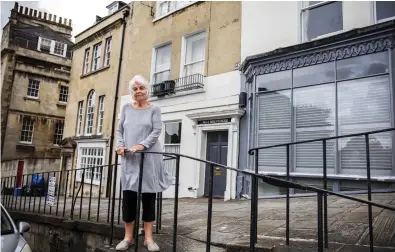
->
<box><xmin>151</xmin><ymin>73</ymin><xmax>204</xmax><ymax>97</ymax></box>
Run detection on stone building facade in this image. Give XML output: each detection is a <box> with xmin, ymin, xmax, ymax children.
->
<box><xmin>1</xmin><ymin>3</ymin><xmax>73</xmax><ymax>182</ymax></box>
<box><xmin>61</xmin><ymin>1</ymin><xmax>130</xmax><ymax>198</ymax></box>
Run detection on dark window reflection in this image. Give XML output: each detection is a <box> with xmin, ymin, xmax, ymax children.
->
<box><xmin>293</xmin><ymin>62</ymin><xmax>335</xmax><ymax>87</ymax></box>
<box><xmin>256</xmin><ymin>70</ymin><xmax>292</xmax><ymax>92</ymax></box>
<box><xmin>165</xmin><ymin>122</ymin><xmax>182</xmax><ymax>144</ymax></box>
<box><xmin>305</xmin><ymin>1</ymin><xmax>343</xmax><ymax>40</ymax></box>
<box><xmin>376</xmin><ymin>1</ymin><xmax>395</xmax><ymax>21</ymax></box>
<box><xmin>336</xmin><ymin>52</ymin><xmax>389</xmax><ymax>80</ymax></box>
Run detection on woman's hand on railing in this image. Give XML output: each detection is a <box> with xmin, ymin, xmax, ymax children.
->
<box><xmin>116</xmin><ymin>146</ymin><xmax>126</xmax><ymax>156</ymax></box>
<box><xmin>129</xmin><ymin>144</ymin><xmax>145</xmax><ymax>153</ymax></box>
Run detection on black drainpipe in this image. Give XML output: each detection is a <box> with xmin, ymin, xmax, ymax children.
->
<box><xmin>106</xmin><ymin>7</ymin><xmax>130</xmax><ymax>197</ymax></box>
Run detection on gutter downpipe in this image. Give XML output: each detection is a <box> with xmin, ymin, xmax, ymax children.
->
<box><xmin>106</xmin><ymin>7</ymin><xmax>130</xmax><ymax>198</ymax></box>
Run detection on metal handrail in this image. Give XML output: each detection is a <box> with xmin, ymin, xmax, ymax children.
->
<box><xmin>246</xmin><ymin>126</ymin><xmax>395</xmax><ymax>252</ymax></box>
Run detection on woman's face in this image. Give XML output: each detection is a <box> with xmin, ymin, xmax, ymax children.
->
<box><xmin>132</xmin><ymin>82</ymin><xmax>148</xmax><ymax>102</ymax></box>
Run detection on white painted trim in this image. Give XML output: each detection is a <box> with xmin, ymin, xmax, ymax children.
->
<box><xmin>179</xmin><ymin>29</ymin><xmax>207</xmax><ymax>78</ymax></box>
<box><xmin>150</xmin><ymin>42</ymin><xmax>172</xmax><ymax>85</ymax></box>
<box><xmin>75</xmin><ymin>141</ymin><xmax>107</xmax><ymax>185</ymax></box>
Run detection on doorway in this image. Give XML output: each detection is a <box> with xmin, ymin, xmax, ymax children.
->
<box><xmin>204</xmin><ymin>131</ymin><xmax>228</xmax><ymax>198</ymax></box>
<box><xmin>16</xmin><ymin>160</ymin><xmax>24</xmax><ymax>188</ymax></box>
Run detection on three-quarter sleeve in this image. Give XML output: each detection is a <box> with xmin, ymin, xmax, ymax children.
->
<box><xmin>140</xmin><ymin>106</ymin><xmax>162</xmax><ymax>149</ymax></box>
<box><xmin>116</xmin><ymin>105</ymin><xmax>126</xmax><ymax>149</ymax></box>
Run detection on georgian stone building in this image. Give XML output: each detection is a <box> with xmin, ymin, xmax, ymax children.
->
<box><xmin>61</xmin><ymin>1</ymin><xmax>130</xmax><ymax>197</ymax></box>
<box><xmin>1</xmin><ymin>3</ymin><xmax>73</xmax><ymax>180</ymax></box>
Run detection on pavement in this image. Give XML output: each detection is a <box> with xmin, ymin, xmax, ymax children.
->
<box><xmin>4</xmin><ymin>192</ymin><xmax>395</xmax><ymax>251</ymax></box>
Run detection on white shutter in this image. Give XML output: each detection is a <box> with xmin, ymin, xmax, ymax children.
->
<box><xmin>294</xmin><ymin>84</ymin><xmax>336</xmax><ymax>174</ymax></box>
<box><xmin>258</xmin><ymin>90</ymin><xmax>291</xmax><ymax>172</ymax></box>
<box><xmin>338</xmin><ymin>75</ymin><xmax>392</xmax><ymax>176</ymax></box>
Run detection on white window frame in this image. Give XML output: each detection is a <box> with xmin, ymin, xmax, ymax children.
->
<box><xmin>163</xmin><ymin>121</ymin><xmax>182</xmax><ymax>182</ymax></box>
<box><xmin>20</xmin><ymin>117</ymin><xmax>34</xmax><ymax>144</ymax></box>
<box><xmin>53</xmin><ymin>121</ymin><xmax>64</xmax><ymax>145</ymax></box>
<box><xmin>150</xmin><ymin>42</ymin><xmax>172</xmax><ymax>85</ymax></box>
<box><xmin>59</xmin><ymin>85</ymin><xmax>69</xmax><ymax>103</ymax></box>
<box><xmin>91</xmin><ymin>43</ymin><xmax>102</xmax><ymax>71</ymax></box>
<box><xmin>97</xmin><ymin>96</ymin><xmax>105</xmax><ymax>135</ymax></box>
<box><xmin>180</xmin><ymin>30</ymin><xmax>207</xmax><ymax>78</ymax></box>
<box><xmin>76</xmin><ymin>101</ymin><xmax>83</xmax><ymax>136</ymax></box>
<box><xmin>27</xmin><ymin>79</ymin><xmax>40</xmax><ymax>98</ymax></box>
<box><xmin>83</xmin><ymin>48</ymin><xmax>90</xmax><ymax>74</ymax></box>
<box><xmin>373</xmin><ymin>1</ymin><xmax>395</xmax><ymax>24</ymax></box>
<box><xmin>104</xmin><ymin>37</ymin><xmax>112</xmax><ymax>67</ymax></box>
<box><xmin>300</xmin><ymin>1</ymin><xmax>344</xmax><ymax>42</ymax></box>
<box><xmin>37</xmin><ymin>37</ymin><xmax>67</xmax><ymax>57</ymax></box>
<box><xmin>75</xmin><ymin>141</ymin><xmax>106</xmax><ymax>185</ymax></box>
<box><xmin>154</xmin><ymin>1</ymin><xmax>196</xmax><ymax>21</ymax></box>
<box><xmin>85</xmin><ymin>91</ymin><xmax>96</xmax><ymax>136</ymax></box>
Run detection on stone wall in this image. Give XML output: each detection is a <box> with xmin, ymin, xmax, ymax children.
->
<box><xmin>9</xmin><ymin>211</ymin><xmax>123</xmax><ymax>252</ymax></box>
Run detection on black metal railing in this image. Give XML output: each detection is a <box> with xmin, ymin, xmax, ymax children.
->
<box><xmin>1</xmin><ymin>128</ymin><xmax>394</xmax><ymax>252</ymax></box>
<box><xmin>248</xmin><ymin>127</ymin><xmax>395</xmax><ymax>252</ymax></box>
<box><xmin>150</xmin><ymin>73</ymin><xmax>204</xmax><ymax>97</ymax></box>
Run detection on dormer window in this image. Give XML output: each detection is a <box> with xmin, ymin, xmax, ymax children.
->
<box><xmin>108</xmin><ymin>2</ymin><xmax>119</xmax><ymax>15</ymax></box>
<box><xmin>37</xmin><ymin>36</ymin><xmax>67</xmax><ymax>57</ymax></box>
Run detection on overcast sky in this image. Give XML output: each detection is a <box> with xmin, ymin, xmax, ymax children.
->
<box><xmin>1</xmin><ymin>0</ymin><xmax>115</xmax><ymax>40</ymax></box>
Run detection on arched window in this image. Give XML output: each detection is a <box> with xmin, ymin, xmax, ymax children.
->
<box><xmin>85</xmin><ymin>90</ymin><xmax>96</xmax><ymax>135</ymax></box>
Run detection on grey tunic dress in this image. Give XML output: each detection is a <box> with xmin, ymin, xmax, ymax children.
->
<box><xmin>116</xmin><ymin>103</ymin><xmax>172</xmax><ymax>193</ymax></box>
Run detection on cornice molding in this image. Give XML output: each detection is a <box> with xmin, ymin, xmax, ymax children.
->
<box><xmin>245</xmin><ymin>35</ymin><xmax>394</xmax><ymax>83</ymax></box>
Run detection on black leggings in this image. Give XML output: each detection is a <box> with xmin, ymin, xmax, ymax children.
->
<box><xmin>122</xmin><ymin>190</ymin><xmax>156</xmax><ymax>223</ymax></box>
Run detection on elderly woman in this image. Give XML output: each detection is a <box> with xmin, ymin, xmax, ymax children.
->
<box><xmin>115</xmin><ymin>75</ymin><xmax>172</xmax><ymax>251</ymax></box>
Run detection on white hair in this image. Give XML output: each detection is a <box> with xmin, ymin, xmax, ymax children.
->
<box><xmin>128</xmin><ymin>74</ymin><xmax>150</xmax><ymax>97</ymax></box>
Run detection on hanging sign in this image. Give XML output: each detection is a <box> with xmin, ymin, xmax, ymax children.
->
<box><xmin>197</xmin><ymin>118</ymin><xmax>231</xmax><ymax>125</ymax></box>
<box><xmin>46</xmin><ymin>176</ymin><xmax>56</xmax><ymax>207</ymax></box>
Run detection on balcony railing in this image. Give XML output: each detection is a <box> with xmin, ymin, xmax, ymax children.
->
<box><xmin>150</xmin><ymin>73</ymin><xmax>204</xmax><ymax>98</ymax></box>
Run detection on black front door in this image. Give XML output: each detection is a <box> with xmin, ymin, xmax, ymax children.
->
<box><xmin>204</xmin><ymin>131</ymin><xmax>228</xmax><ymax>198</ymax></box>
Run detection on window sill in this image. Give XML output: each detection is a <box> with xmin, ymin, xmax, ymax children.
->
<box><xmin>80</xmin><ymin>65</ymin><xmax>110</xmax><ymax>79</ymax></box>
<box><xmin>153</xmin><ymin>1</ymin><xmax>198</xmax><ymax>23</ymax></box>
<box><xmin>57</xmin><ymin>102</ymin><xmax>67</xmax><ymax>108</ymax></box>
<box><xmin>304</xmin><ymin>29</ymin><xmax>344</xmax><ymax>43</ymax></box>
<box><xmin>24</xmin><ymin>96</ymin><xmax>40</xmax><ymax>102</ymax></box>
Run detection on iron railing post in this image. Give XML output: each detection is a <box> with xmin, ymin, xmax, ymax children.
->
<box><xmin>79</xmin><ymin>169</ymin><xmax>85</xmax><ymax>219</ymax></box>
<box><xmin>56</xmin><ymin>170</ymin><xmax>63</xmax><ymax>216</ymax></box>
<box><xmin>111</xmin><ymin>156</ymin><xmax>119</xmax><ymax>246</ymax></box>
<box><xmin>172</xmin><ymin>155</ymin><xmax>181</xmax><ymax>252</ymax></box>
<box><xmin>317</xmin><ymin>192</ymin><xmax>324</xmax><ymax>252</ymax></box>
<box><xmin>322</xmin><ymin>140</ymin><xmax>328</xmax><ymax>248</ymax></box>
<box><xmin>134</xmin><ymin>153</ymin><xmax>145</xmax><ymax>252</ymax></box>
<box><xmin>365</xmin><ymin>134</ymin><xmax>374</xmax><ymax>252</ymax></box>
<box><xmin>286</xmin><ymin>144</ymin><xmax>290</xmax><ymax>246</ymax></box>
<box><xmin>97</xmin><ymin>166</ymin><xmax>104</xmax><ymax>222</ymax></box>
<box><xmin>206</xmin><ymin>163</ymin><xmax>215</xmax><ymax>252</ymax></box>
<box><xmin>88</xmin><ymin>167</ymin><xmax>94</xmax><ymax>221</ymax></box>
<box><xmin>63</xmin><ymin>170</ymin><xmax>69</xmax><ymax>217</ymax></box>
<box><xmin>254</xmin><ymin>150</ymin><xmax>259</xmax><ymax>243</ymax></box>
<box><xmin>71</xmin><ymin>169</ymin><xmax>77</xmax><ymax>219</ymax></box>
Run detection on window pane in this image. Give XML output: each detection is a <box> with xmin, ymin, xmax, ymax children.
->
<box><xmin>338</xmin><ymin>75</ymin><xmax>392</xmax><ymax>176</ymax></box>
<box><xmin>186</xmin><ymin>33</ymin><xmax>205</xmax><ymax>64</ymax></box>
<box><xmin>155</xmin><ymin>44</ymin><xmax>171</xmax><ymax>72</ymax></box>
<box><xmin>185</xmin><ymin>61</ymin><xmax>204</xmax><ymax>76</ymax></box>
<box><xmin>376</xmin><ymin>1</ymin><xmax>395</xmax><ymax>21</ymax></box>
<box><xmin>257</xmin><ymin>90</ymin><xmax>291</xmax><ymax>172</ymax></box>
<box><xmin>336</xmin><ymin>52</ymin><xmax>389</xmax><ymax>80</ymax></box>
<box><xmin>165</xmin><ymin>122</ymin><xmax>182</xmax><ymax>144</ymax></box>
<box><xmin>304</xmin><ymin>1</ymin><xmax>343</xmax><ymax>40</ymax></box>
<box><xmin>256</xmin><ymin>70</ymin><xmax>292</xmax><ymax>92</ymax></box>
<box><xmin>294</xmin><ymin>84</ymin><xmax>336</xmax><ymax>174</ymax></box>
<box><xmin>293</xmin><ymin>62</ymin><xmax>335</xmax><ymax>87</ymax></box>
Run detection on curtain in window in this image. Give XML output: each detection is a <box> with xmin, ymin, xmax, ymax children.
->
<box><xmin>154</xmin><ymin>45</ymin><xmax>171</xmax><ymax>84</ymax></box>
<box><xmin>185</xmin><ymin>33</ymin><xmax>205</xmax><ymax>76</ymax></box>
<box><xmin>258</xmin><ymin>90</ymin><xmax>291</xmax><ymax>172</ymax></box>
<box><xmin>338</xmin><ymin>75</ymin><xmax>392</xmax><ymax>176</ymax></box>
